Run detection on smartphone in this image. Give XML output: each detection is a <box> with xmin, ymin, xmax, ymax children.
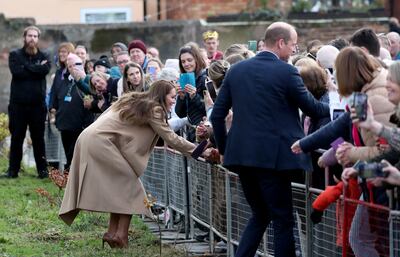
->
<box><xmin>248</xmin><ymin>40</ymin><xmax>257</xmax><ymax>53</ymax></box>
<box><xmin>179</xmin><ymin>72</ymin><xmax>196</xmax><ymax>90</ymax></box>
<box><xmin>148</xmin><ymin>66</ymin><xmax>156</xmax><ymax>76</ymax></box>
<box><xmin>352</xmin><ymin>92</ymin><xmax>368</xmax><ymax>121</ymax></box>
<box><xmin>332</xmin><ymin>109</ymin><xmax>345</xmax><ymax>120</ymax></box>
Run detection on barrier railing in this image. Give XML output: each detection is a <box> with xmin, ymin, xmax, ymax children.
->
<box><xmin>141</xmin><ymin>147</ymin><xmax>399</xmax><ymax>257</ymax></box>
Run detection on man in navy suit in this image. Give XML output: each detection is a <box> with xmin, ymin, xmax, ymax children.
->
<box><xmin>210</xmin><ymin>22</ymin><xmax>329</xmax><ymax>257</ymax></box>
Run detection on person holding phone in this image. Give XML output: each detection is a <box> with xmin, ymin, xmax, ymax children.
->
<box><xmin>49</xmin><ymin>53</ymin><xmax>94</xmax><ymax>170</ymax></box>
<box><xmin>291</xmin><ymin>47</ymin><xmax>395</xmax><ymax>257</ymax></box>
<box><xmin>175</xmin><ymin>43</ymin><xmax>207</xmax><ymax>142</ymax></box>
<box><xmin>146</xmin><ymin>58</ymin><xmax>164</xmax><ymax>83</ymax></box>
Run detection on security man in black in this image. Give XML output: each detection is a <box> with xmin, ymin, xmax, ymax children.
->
<box><xmin>6</xmin><ymin>26</ymin><xmax>51</xmax><ymax>178</ymax></box>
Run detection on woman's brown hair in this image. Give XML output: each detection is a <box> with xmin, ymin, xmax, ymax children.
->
<box><xmin>178</xmin><ymin>42</ymin><xmax>206</xmax><ymax>75</ymax></box>
<box><xmin>112</xmin><ymin>80</ymin><xmax>175</xmax><ymax>125</ymax></box>
<box><xmin>122</xmin><ymin>62</ymin><xmax>145</xmax><ymax>93</ymax></box>
<box><xmin>335</xmin><ymin>47</ymin><xmax>380</xmax><ymax>96</ymax></box>
<box><xmin>300</xmin><ymin>65</ymin><xmax>328</xmax><ymax>100</ymax></box>
<box><xmin>58</xmin><ymin>42</ymin><xmax>75</xmax><ymax>67</ymax></box>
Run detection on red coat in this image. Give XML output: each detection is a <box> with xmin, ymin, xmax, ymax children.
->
<box><xmin>312</xmin><ymin>179</ymin><xmax>361</xmax><ymax>248</ymax></box>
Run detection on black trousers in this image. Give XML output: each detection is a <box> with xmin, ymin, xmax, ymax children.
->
<box><xmin>231</xmin><ymin>166</ymin><xmax>296</xmax><ymax>257</ymax></box>
<box><xmin>8</xmin><ymin>103</ymin><xmax>47</xmax><ymax>173</ymax></box>
<box><xmin>60</xmin><ymin>130</ymin><xmax>82</xmax><ymax>170</ymax></box>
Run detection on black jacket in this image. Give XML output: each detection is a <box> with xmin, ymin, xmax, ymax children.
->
<box><xmin>9</xmin><ymin>47</ymin><xmax>51</xmax><ymax>105</ymax></box>
<box><xmin>49</xmin><ymin>70</ymin><xmax>94</xmax><ymax>131</ymax></box>
<box><xmin>90</xmin><ymin>77</ymin><xmax>119</xmax><ymax>113</ymax></box>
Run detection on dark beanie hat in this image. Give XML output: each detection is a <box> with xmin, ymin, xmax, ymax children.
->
<box><xmin>93</xmin><ymin>57</ymin><xmax>111</xmax><ymax>69</ymax></box>
<box><xmin>128</xmin><ymin>39</ymin><xmax>147</xmax><ymax>54</ymax></box>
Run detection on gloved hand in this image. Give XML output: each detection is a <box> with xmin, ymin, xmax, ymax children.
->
<box><xmin>310</xmin><ymin>209</ymin><xmax>324</xmax><ymax>224</ymax></box>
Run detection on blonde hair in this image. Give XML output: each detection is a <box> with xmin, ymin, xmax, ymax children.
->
<box><xmin>208</xmin><ymin>60</ymin><xmax>230</xmax><ymax>89</ymax></box>
<box><xmin>89</xmin><ymin>71</ymin><xmax>110</xmax><ymax>92</ymax></box>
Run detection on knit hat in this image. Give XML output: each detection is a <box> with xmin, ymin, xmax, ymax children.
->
<box><xmin>128</xmin><ymin>40</ymin><xmax>147</xmax><ymax>54</ymax></box>
<box><xmin>111</xmin><ymin>42</ymin><xmax>128</xmax><ymax>52</ymax></box>
<box><xmin>164</xmin><ymin>59</ymin><xmax>180</xmax><ymax>73</ymax></box>
<box><xmin>316</xmin><ymin>45</ymin><xmax>339</xmax><ymax>69</ymax></box>
<box><xmin>93</xmin><ymin>57</ymin><xmax>111</xmax><ymax>69</ymax></box>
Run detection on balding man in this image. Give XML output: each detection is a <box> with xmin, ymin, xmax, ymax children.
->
<box><xmin>387</xmin><ymin>32</ymin><xmax>400</xmax><ymax>60</ymax></box>
<box><xmin>211</xmin><ymin>22</ymin><xmax>329</xmax><ymax>257</ymax></box>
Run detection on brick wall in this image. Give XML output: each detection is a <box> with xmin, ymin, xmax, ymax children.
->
<box><xmin>167</xmin><ymin>0</ymin><xmax>268</xmax><ymax>20</ymax></box>
<box><xmin>0</xmin><ymin>14</ymin><xmax>390</xmax><ymax>113</ymax></box>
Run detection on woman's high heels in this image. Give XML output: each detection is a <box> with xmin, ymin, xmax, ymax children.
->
<box><xmin>102</xmin><ymin>232</ymin><xmax>115</xmax><ymax>248</ymax></box>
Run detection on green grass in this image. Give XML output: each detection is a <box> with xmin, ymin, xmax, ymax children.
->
<box><xmin>0</xmin><ymin>158</ymin><xmax>186</xmax><ymax>257</ymax></box>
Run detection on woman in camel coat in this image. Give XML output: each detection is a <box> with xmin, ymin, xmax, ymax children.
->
<box><xmin>59</xmin><ymin>80</ymin><xmax>196</xmax><ymax>248</ymax></box>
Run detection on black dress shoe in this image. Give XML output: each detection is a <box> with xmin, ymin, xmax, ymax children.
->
<box><xmin>2</xmin><ymin>170</ymin><xmax>18</xmax><ymax>178</ymax></box>
<box><xmin>37</xmin><ymin>170</ymin><xmax>48</xmax><ymax>179</ymax></box>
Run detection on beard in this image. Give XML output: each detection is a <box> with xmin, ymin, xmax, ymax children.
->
<box><xmin>24</xmin><ymin>40</ymin><xmax>38</xmax><ymax>56</ymax></box>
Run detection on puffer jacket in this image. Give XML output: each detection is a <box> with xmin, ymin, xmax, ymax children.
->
<box><xmin>346</xmin><ymin>68</ymin><xmax>395</xmax><ymax>162</ymax></box>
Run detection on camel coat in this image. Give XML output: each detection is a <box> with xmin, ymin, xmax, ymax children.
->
<box><xmin>59</xmin><ymin>107</ymin><xmax>195</xmax><ymax>225</ymax></box>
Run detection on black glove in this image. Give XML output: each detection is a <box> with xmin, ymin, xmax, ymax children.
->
<box><xmin>310</xmin><ymin>209</ymin><xmax>323</xmax><ymax>224</ymax></box>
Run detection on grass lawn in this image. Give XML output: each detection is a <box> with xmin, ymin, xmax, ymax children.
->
<box><xmin>0</xmin><ymin>158</ymin><xmax>186</xmax><ymax>257</ymax></box>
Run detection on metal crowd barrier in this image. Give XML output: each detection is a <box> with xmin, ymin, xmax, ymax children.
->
<box><xmin>141</xmin><ymin>147</ymin><xmax>400</xmax><ymax>257</ymax></box>
<box><xmin>44</xmin><ymin>123</ymin><xmax>66</xmax><ymax>169</ymax></box>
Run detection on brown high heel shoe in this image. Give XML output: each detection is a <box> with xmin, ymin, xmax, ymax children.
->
<box><xmin>102</xmin><ymin>232</ymin><xmax>115</xmax><ymax>248</ymax></box>
<box><xmin>111</xmin><ymin>235</ymin><xmax>128</xmax><ymax>248</ymax></box>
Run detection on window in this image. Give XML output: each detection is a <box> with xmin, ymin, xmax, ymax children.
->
<box><xmin>80</xmin><ymin>7</ymin><xmax>132</xmax><ymax>24</ymax></box>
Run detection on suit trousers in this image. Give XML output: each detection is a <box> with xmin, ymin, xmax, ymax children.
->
<box><xmin>8</xmin><ymin>103</ymin><xmax>47</xmax><ymax>173</ymax></box>
<box><xmin>60</xmin><ymin>130</ymin><xmax>82</xmax><ymax>170</ymax></box>
<box><xmin>233</xmin><ymin>167</ymin><xmax>296</xmax><ymax>257</ymax></box>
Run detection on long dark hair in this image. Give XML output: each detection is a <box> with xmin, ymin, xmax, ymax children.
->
<box><xmin>178</xmin><ymin>43</ymin><xmax>206</xmax><ymax>75</ymax></box>
<box><xmin>122</xmin><ymin>62</ymin><xmax>145</xmax><ymax>93</ymax></box>
<box><xmin>112</xmin><ymin>80</ymin><xmax>175</xmax><ymax>124</ymax></box>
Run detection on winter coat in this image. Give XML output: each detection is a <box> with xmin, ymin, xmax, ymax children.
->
<box><xmin>59</xmin><ymin>106</ymin><xmax>195</xmax><ymax>225</ymax></box>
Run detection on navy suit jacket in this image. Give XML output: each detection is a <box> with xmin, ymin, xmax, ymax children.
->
<box><xmin>210</xmin><ymin>51</ymin><xmax>329</xmax><ymax>171</ymax></box>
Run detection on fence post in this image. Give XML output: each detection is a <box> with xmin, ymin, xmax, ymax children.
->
<box><xmin>305</xmin><ymin>171</ymin><xmax>313</xmax><ymax>257</ymax></box>
<box><xmin>225</xmin><ymin>169</ymin><xmax>234</xmax><ymax>257</ymax></box>
<box><xmin>389</xmin><ymin>191</ymin><xmax>394</xmax><ymax>257</ymax></box>
<box><xmin>208</xmin><ymin>163</ymin><xmax>214</xmax><ymax>253</ymax></box>
<box><xmin>184</xmin><ymin>156</ymin><xmax>192</xmax><ymax>239</ymax></box>
<box><xmin>163</xmin><ymin>147</ymin><xmax>172</xmax><ymax>229</ymax></box>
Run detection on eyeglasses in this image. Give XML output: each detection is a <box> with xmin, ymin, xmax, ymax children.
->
<box><xmin>117</xmin><ymin>60</ymin><xmax>130</xmax><ymax>65</ymax></box>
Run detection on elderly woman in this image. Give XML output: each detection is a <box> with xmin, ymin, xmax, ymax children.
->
<box><xmin>59</xmin><ymin>80</ymin><xmax>197</xmax><ymax>248</ymax></box>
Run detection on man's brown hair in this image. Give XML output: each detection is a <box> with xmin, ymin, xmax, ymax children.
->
<box><xmin>23</xmin><ymin>26</ymin><xmax>41</xmax><ymax>38</ymax></box>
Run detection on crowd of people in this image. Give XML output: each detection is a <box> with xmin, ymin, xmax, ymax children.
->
<box><xmin>5</xmin><ymin>19</ymin><xmax>400</xmax><ymax>256</ymax></box>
